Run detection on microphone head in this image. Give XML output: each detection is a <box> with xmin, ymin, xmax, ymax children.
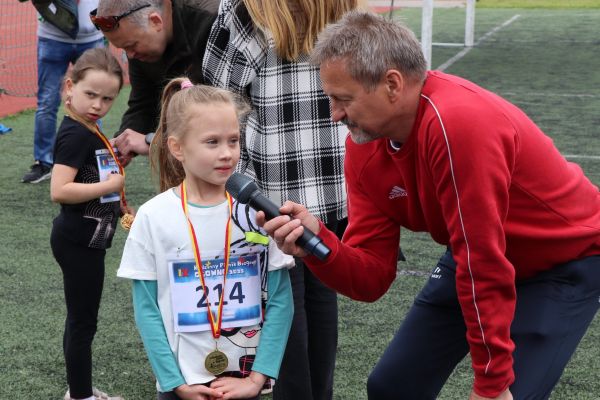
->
<box><xmin>225</xmin><ymin>172</ymin><xmax>258</xmax><ymax>203</ymax></box>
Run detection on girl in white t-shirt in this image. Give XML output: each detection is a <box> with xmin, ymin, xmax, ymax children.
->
<box><xmin>118</xmin><ymin>78</ymin><xmax>294</xmax><ymax>400</ymax></box>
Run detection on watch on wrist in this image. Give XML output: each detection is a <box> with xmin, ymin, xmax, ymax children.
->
<box><xmin>145</xmin><ymin>132</ymin><xmax>156</xmax><ymax>146</ymax></box>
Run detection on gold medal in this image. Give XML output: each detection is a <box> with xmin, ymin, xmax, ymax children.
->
<box><xmin>120</xmin><ymin>213</ymin><xmax>134</xmax><ymax>231</ymax></box>
<box><xmin>205</xmin><ymin>350</ymin><xmax>228</xmax><ymax>375</ymax></box>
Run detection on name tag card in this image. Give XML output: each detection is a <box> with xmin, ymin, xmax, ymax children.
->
<box><xmin>95</xmin><ymin>148</ymin><xmax>120</xmax><ymax>203</ymax></box>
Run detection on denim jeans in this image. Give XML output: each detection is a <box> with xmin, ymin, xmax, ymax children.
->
<box><xmin>34</xmin><ymin>37</ymin><xmax>104</xmax><ymax>167</ymax></box>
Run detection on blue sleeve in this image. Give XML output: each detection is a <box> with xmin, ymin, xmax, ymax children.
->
<box><xmin>132</xmin><ymin>280</ymin><xmax>186</xmax><ymax>391</ymax></box>
<box><xmin>251</xmin><ymin>268</ymin><xmax>293</xmax><ymax>378</ymax></box>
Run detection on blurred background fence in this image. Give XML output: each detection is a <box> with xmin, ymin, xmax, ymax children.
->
<box><xmin>0</xmin><ymin>0</ymin><xmax>129</xmax><ymax>116</ymax></box>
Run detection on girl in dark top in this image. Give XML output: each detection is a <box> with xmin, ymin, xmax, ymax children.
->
<box><xmin>50</xmin><ymin>47</ymin><xmax>130</xmax><ymax>400</ymax></box>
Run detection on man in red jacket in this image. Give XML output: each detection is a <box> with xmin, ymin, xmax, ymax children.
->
<box><xmin>258</xmin><ymin>10</ymin><xmax>600</xmax><ymax>400</ymax></box>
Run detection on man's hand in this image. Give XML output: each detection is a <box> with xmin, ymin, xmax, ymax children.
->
<box><xmin>174</xmin><ymin>383</ymin><xmax>222</xmax><ymax>400</ymax></box>
<box><xmin>256</xmin><ymin>201</ymin><xmax>320</xmax><ymax>257</ymax></box>
<box><xmin>111</xmin><ymin>128</ymin><xmax>150</xmax><ymax>166</ymax></box>
<box><xmin>469</xmin><ymin>389</ymin><xmax>513</xmax><ymax>400</ymax></box>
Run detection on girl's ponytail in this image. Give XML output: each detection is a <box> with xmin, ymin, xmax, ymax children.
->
<box><xmin>151</xmin><ymin>77</ymin><xmax>188</xmax><ymax>192</ymax></box>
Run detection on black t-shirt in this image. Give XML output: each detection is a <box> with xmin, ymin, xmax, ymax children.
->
<box><xmin>52</xmin><ymin>116</ymin><xmax>120</xmax><ymax>249</ymax></box>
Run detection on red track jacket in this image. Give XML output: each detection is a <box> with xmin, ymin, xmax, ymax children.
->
<box><xmin>305</xmin><ymin>71</ymin><xmax>600</xmax><ymax>397</ymax></box>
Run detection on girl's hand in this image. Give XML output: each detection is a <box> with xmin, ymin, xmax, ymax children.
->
<box><xmin>209</xmin><ymin>372</ymin><xmax>266</xmax><ymax>399</ymax></box>
<box><xmin>174</xmin><ymin>383</ymin><xmax>222</xmax><ymax>400</ymax></box>
<box><xmin>106</xmin><ymin>171</ymin><xmax>125</xmax><ymax>193</ymax></box>
<box><xmin>50</xmin><ymin>163</ymin><xmax>123</xmax><ymax>205</ymax></box>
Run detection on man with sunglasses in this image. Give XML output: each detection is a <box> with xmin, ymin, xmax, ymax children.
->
<box><xmin>92</xmin><ymin>0</ymin><xmax>219</xmax><ymax>164</ymax></box>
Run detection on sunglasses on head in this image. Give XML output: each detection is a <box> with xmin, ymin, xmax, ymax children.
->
<box><xmin>90</xmin><ymin>4</ymin><xmax>151</xmax><ymax>32</ymax></box>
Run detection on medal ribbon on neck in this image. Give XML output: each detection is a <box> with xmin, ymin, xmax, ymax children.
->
<box><xmin>65</xmin><ymin>112</ymin><xmax>129</xmax><ymax>206</ymax></box>
<box><xmin>180</xmin><ymin>180</ymin><xmax>233</xmax><ymax>339</ymax></box>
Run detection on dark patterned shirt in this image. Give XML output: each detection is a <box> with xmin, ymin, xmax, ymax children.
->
<box><xmin>53</xmin><ymin>116</ymin><xmax>120</xmax><ymax>249</ymax></box>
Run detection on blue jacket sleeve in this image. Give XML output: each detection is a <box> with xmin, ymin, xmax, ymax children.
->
<box><xmin>132</xmin><ymin>280</ymin><xmax>186</xmax><ymax>391</ymax></box>
<box><xmin>251</xmin><ymin>268</ymin><xmax>293</xmax><ymax>378</ymax></box>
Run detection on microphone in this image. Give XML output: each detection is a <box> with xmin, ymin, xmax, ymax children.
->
<box><xmin>225</xmin><ymin>173</ymin><xmax>331</xmax><ymax>261</ymax></box>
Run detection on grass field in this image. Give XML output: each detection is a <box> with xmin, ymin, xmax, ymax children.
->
<box><xmin>1</xmin><ymin>5</ymin><xmax>599</xmax><ymax>400</ymax></box>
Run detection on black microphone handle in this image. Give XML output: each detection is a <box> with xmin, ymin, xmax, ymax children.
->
<box><xmin>249</xmin><ymin>190</ymin><xmax>282</xmax><ymax>220</ymax></box>
<box><xmin>247</xmin><ymin>191</ymin><xmax>331</xmax><ymax>261</ymax></box>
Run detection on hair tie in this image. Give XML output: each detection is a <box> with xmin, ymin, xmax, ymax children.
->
<box><xmin>181</xmin><ymin>79</ymin><xmax>194</xmax><ymax>90</ymax></box>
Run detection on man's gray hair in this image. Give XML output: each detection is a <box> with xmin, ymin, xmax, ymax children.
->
<box><xmin>97</xmin><ymin>0</ymin><xmax>164</xmax><ymax>27</ymax></box>
<box><xmin>311</xmin><ymin>10</ymin><xmax>427</xmax><ymax>90</ymax></box>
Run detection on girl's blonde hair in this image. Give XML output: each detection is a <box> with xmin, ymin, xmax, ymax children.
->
<box><xmin>68</xmin><ymin>47</ymin><xmax>124</xmax><ymax>89</ymax></box>
<box><xmin>243</xmin><ymin>0</ymin><xmax>364</xmax><ymax>61</ymax></box>
<box><xmin>151</xmin><ymin>78</ymin><xmax>250</xmax><ymax>192</ymax></box>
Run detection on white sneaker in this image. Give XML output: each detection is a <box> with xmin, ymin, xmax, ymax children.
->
<box><xmin>92</xmin><ymin>387</ymin><xmax>124</xmax><ymax>400</ymax></box>
<box><xmin>64</xmin><ymin>387</ymin><xmax>124</xmax><ymax>400</ymax></box>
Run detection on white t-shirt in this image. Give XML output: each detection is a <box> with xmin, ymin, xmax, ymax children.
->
<box><xmin>118</xmin><ymin>189</ymin><xmax>293</xmax><ymax>386</ymax></box>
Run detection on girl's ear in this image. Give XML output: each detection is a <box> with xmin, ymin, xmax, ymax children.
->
<box><xmin>64</xmin><ymin>78</ymin><xmax>73</xmax><ymax>97</ymax></box>
<box><xmin>167</xmin><ymin>136</ymin><xmax>184</xmax><ymax>162</ymax></box>
<box><xmin>64</xmin><ymin>78</ymin><xmax>74</xmax><ymax>106</ymax></box>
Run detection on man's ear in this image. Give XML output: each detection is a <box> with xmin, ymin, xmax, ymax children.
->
<box><xmin>385</xmin><ymin>69</ymin><xmax>405</xmax><ymax>101</ymax></box>
<box><xmin>148</xmin><ymin>11</ymin><xmax>163</xmax><ymax>31</ymax></box>
<box><xmin>168</xmin><ymin>136</ymin><xmax>184</xmax><ymax>162</ymax></box>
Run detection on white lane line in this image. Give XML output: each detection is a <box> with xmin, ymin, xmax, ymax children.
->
<box><xmin>437</xmin><ymin>14</ymin><xmax>521</xmax><ymax>72</ymax></box>
<box><xmin>501</xmin><ymin>92</ymin><xmax>600</xmax><ymax>99</ymax></box>
<box><xmin>564</xmin><ymin>155</ymin><xmax>600</xmax><ymax>160</ymax></box>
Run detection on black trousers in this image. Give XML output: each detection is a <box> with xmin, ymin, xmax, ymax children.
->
<box><xmin>367</xmin><ymin>249</ymin><xmax>600</xmax><ymax>400</ymax></box>
<box><xmin>51</xmin><ymin>231</ymin><xmax>105</xmax><ymax>399</ymax></box>
<box><xmin>273</xmin><ymin>218</ymin><xmax>347</xmax><ymax>400</ymax></box>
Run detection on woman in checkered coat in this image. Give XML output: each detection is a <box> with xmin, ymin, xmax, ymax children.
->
<box><xmin>202</xmin><ymin>1</ymin><xmax>366</xmax><ymax>399</ymax></box>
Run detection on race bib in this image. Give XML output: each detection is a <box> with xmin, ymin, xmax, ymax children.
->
<box><xmin>168</xmin><ymin>249</ymin><xmax>262</xmax><ymax>333</ymax></box>
<box><xmin>95</xmin><ymin>148</ymin><xmax>120</xmax><ymax>203</ymax></box>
